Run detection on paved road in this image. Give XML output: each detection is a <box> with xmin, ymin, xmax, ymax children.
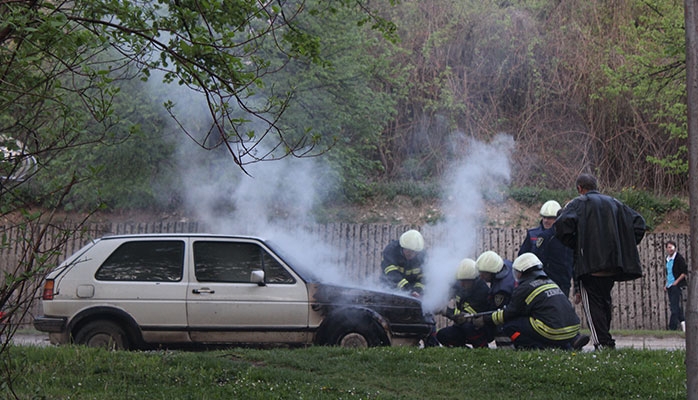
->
<box><xmin>600</xmin><ymin>335</ymin><xmax>685</xmax><ymax>351</ymax></box>
<box><xmin>7</xmin><ymin>333</ymin><xmax>687</xmax><ymax>350</ymax></box>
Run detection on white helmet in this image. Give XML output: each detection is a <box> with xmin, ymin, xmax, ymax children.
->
<box><xmin>513</xmin><ymin>252</ymin><xmax>543</xmax><ymax>272</ymax></box>
<box><xmin>399</xmin><ymin>230</ymin><xmax>424</xmax><ymax>252</ymax></box>
<box><xmin>456</xmin><ymin>258</ymin><xmax>478</xmax><ymax>280</ymax></box>
<box><xmin>540</xmin><ymin>200</ymin><xmax>561</xmax><ymax>218</ymax></box>
<box><xmin>475</xmin><ymin>251</ymin><xmax>503</xmax><ymax>274</ymax></box>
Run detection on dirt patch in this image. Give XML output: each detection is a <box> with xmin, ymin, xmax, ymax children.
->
<box><xmin>653</xmin><ymin>209</ymin><xmax>690</xmax><ymax>234</ymax></box>
<box><xmin>12</xmin><ymin>198</ymin><xmax>689</xmax><ymax>234</ymax></box>
<box><xmin>322</xmin><ymin>197</ymin><xmax>541</xmax><ymax>229</ymax></box>
<box><xmin>335</xmin><ymin>197</ymin><xmax>689</xmax><ymax>233</ymax></box>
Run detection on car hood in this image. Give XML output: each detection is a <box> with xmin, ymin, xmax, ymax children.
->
<box><xmin>308</xmin><ymin>283</ymin><xmax>433</xmax><ymax>325</ymax></box>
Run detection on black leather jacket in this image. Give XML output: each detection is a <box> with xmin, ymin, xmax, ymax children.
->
<box><xmin>554</xmin><ymin>191</ymin><xmax>646</xmax><ymax>282</ymax></box>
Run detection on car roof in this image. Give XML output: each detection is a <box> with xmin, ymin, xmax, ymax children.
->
<box><xmin>98</xmin><ymin>233</ymin><xmax>267</xmax><ymax>241</ymax></box>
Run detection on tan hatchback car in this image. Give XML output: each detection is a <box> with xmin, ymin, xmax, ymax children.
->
<box><xmin>33</xmin><ymin>234</ymin><xmax>434</xmax><ymax>349</ymax></box>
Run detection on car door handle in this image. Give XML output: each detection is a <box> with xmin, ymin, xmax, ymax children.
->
<box><xmin>192</xmin><ymin>288</ymin><xmax>215</xmax><ymax>294</ymax></box>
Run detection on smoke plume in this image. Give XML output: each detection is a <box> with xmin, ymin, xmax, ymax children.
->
<box><xmin>420</xmin><ymin>133</ymin><xmax>514</xmax><ymax>313</ymax></box>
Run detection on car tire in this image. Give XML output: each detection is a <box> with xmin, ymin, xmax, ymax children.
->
<box><xmin>74</xmin><ymin>320</ymin><xmax>129</xmax><ymax>350</ymax></box>
<box><xmin>326</xmin><ymin>317</ymin><xmax>386</xmax><ymax>348</ymax></box>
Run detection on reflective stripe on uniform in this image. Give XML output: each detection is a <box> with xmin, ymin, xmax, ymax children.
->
<box><xmin>460</xmin><ymin>303</ymin><xmax>477</xmax><ymax>315</ymax></box>
<box><xmin>405</xmin><ymin>268</ymin><xmax>422</xmax><ymax>276</ymax></box>
<box><xmin>530</xmin><ymin>317</ymin><xmax>580</xmax><ymax>341</ymax></box>
<box><xmin>397</xmin><ymin>278</ymin><xmax>409</xmax><ymax>289</ymax></box>
<box><xmin>525</xmin><ymin>283</ymin><xmax>559</xmax><ymax>304</ymax></box>
<box><xmin>384</xmin><ymin>265</ymin><xmax>404</xmax><ymax>274</ymax></box>
<box><xmin>491</xmin><ymin>309</ymin><xmax>505</xmax><ymax>325</ymax></box>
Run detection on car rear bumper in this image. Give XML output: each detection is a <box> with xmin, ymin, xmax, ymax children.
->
<box><xmin>33</xmin><ymin>316</ymin><xmax>67</xmax><ymax>333</ymax></box>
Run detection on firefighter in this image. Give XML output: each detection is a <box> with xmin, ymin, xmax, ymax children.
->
<box><xmin>436</xmin><ymin>258</ymin><xmax>494</xmax><ymax>348</ymax></box>
<box><xmin>518</xmin><ymin>200</ymin><xmax>574</xmax><ymax>297</ymax></box>
<box><xmin>475</xmin><ymin>250</ymin><xmax>515</xmax><ymax>309</ymax></box>
<box><xmin>380</xmin><ymin>229</ymin><xmax>426</xmax><ymax>297</ymax></box>
<box><xmin>474</xmin><ymin>253</ymin><xmax>590</xmax><ymax>350</ymax></box>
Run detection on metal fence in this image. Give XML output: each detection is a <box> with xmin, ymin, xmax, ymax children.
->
<box><xmin>3</xmin><ymin>221</ymin><xmax>688</xmax><ymax>331</ymax></box>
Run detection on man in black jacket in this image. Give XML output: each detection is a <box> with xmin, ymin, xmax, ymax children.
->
<box><xmin>554</xmin><ymin>173</ymin><xmax>646</xmax><ymax>350</ymax></box>
<box><xmin>665</xmin><ymin>240</ymin><xmax>688</xmax><ymax>331</ymax></box>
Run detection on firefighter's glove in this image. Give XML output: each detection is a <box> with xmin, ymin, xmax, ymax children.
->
<box><xmin>473</xmin><ymin>315</ymin><xmax>486</xmax><ymax>329</ymax></box>
<box><xmin>440</xmin><ymin>308</ymin><xmax>456</xmax><ymax>319</ymax></box>
<box><xmin>450</xmin><ymin>313</ymin><xmax>467</xmax><ymax>325</ymax></box>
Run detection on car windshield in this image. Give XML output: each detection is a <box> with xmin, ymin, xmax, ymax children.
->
<box><xmin>264</xmin><ymin>239</ymin><xmax>322</xmax><ymax>283</ymax></box>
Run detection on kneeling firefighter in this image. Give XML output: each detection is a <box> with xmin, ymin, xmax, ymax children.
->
<box><xmin>474</xmin><ymin>253</ymin><xmax>590</xmax><ymax>350</ymax></box>
<box><xmin>436</xmin><ymin>258</ymin><xmax>494</xmax><ymax>348</ymax></box>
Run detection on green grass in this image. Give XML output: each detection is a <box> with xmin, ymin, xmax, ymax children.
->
<box><xmin>2</xmin><ymin>344</ymin><xmax>686</xmax><ymax>399</ymax></box>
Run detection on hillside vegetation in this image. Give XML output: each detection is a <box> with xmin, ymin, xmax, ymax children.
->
<box><xmin>1</xmin><ymin>0</ymin><xmax>689</xmax><ymax>217</ymax></box>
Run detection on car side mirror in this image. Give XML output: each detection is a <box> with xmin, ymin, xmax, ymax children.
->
<box><xmin>250</xmin><ymin>269</ymin><xmax>265</xmax><ymax>286</ymax></box>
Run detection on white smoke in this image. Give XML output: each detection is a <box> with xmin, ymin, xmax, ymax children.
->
<box><xmin>161</xmin><ymin>79</ymin><xmax>514</xmax><ymax>300</ymax></box>
<box><xmin>174</xmin><ymin>131</ymin><xmax>348</xmax><ymax>283</ymax></box>
<box><xmin>420</xmin><ymin>133</ymin><xmax>514</xmax><ymax>313</ymax></box>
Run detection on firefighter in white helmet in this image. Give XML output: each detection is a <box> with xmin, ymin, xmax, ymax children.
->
<box><xmin>436</xmin><ymin>258</ymin><xmax>494</xmax><ymax>347</ymax></box>
<box><xmin>475</xmin><ymin>250</ymin><xmax>515</xmax><ymax>310</ymax></box>
<box><xmin>473</xmin><ymin>253</ymin><xmax>590</xmax><ymax>350</ymax></box>
<box><xmin>518</xmin><ymin>200</ymin><xmax>574</xmax><ymax>296</ymax></box>
<box><xmin>380</xmin><ymin>229</ymin><xmax>426</xmax><ymax>297</ymax></box>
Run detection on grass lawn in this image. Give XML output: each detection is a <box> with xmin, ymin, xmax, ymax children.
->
<box><xmin>2</xmin><ymin>342</ymin><xmax>686</xmax><ymax>399</ymax></box>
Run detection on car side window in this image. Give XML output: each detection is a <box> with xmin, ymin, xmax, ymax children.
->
<box><xmin>194</xmin><ymin>241</ymin><xmax>295</xmax><ymax>284</ymax></box>
<box><xmin>263</xmin><ymin>251</ymin><xmax>295</xmax><ymax>284</ymax></box>
<box><xmin>95</xmin><ymin>240</ymin><xmax>184</xmax><ymax>281</ymax></box>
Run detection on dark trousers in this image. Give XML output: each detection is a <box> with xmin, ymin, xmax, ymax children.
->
<box><xmin>501</xmin><ymin>317</ymin><xmax>573</xmax><ymax>350</ymax></box>
<box><xmin>436</xmin><ymin>322</ymin><xmax>492</xmax><ymax>348</ymax></box>
<box><xmin>667</xmin><ymin>285</ymin><xmax>685</xmax><ymax>330</ymax></box>
<box><xmin>579</xmin><ymin>275</ymin><xmax>615</xmax><ymax>348</ymax></box>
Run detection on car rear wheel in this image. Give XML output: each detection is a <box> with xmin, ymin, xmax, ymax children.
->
<box><xmin>74</xmin><ymin>320</ymin><xmax>129</xmax><ymax>350</ymax></box>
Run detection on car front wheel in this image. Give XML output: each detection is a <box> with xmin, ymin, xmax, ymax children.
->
<box><xmin>326</xmin><ymin>318</ymin><xmax>387</xmax><ymax>348</ymax></box>
<box><xmin>74</xmin><ymin>320</ymin><xmax>129</xmax><ymax>350</ymax></box>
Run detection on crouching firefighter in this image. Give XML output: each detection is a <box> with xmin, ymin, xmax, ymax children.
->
<box><xmin>473</xmin><ymin>253</ymin><xmax>590</xmax><ymax>350</ymax></box>
<box><xmin>436</xmin><ymin>258</ymin><xmax>494</xmax><ymax>348</ymax></box>
<box><xmin>380</xmin><ymin>229</ymin><xmax>426</xmax><ymax>297</ymax></box>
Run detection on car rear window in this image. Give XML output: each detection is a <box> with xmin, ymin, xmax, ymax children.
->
<box><xmin>193</xmin><ymin>241</ymin><xmax>295</xmax><ymax>284</ymax></box>
<box><xmin>95</xmin><ymin>240</ymin><xmax>185</xmax><ymax>281</ymax></box>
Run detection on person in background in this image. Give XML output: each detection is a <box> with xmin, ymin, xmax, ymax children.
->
<box><xmin>554</xmin><ymin>173</ymin><xmax>646</xmax><ymax>350</ymax></box>
<box><xmin>665</xmin><ymin>240</ymin><xmax>687</xmax><ymax>331</ymax></box>
<box><xmin>475</xmin><ymin>250</ymin><xmax>515</xmax><ymax>311</ymax></box>
<box><xmin>437</xmin><ymin>258</ymin><xmax>494</xmax><ymax>348</ymax></box>
<box><xmin>380</xmin><ymin>229</ymin><xmax>426</xmax><ymax>297</ymax></box>
<box><xmin>475</xmin><ymin>253</ymin><xmax>590</xmax><ymax>350</ymax></box>
<box><xmin>518</xmin><ymin>200</ymin><xmax>574</xmax><ymax>297</ymax></box>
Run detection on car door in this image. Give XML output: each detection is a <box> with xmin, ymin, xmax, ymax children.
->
<box><xmin>186</xmin><ymin>238</ymin><xmax>311</xmax><ymax>344</ymax></box>
<box><xmin>88</xmin><ymin>238</ymin><xmax>190</xmax><ymax>343</ymax></box>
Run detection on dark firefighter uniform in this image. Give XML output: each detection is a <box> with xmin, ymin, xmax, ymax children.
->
<box><xmin>380</xmin><ymin>240</ymin><xmax>425</xmax><ymax>294</ymax></box>
<box><xmin>518</xmin><ymin>222</ymin><xmax>574</xmax><ymax>296</ymax></box>
<box><xmin>483</xmin><ymin>269</ymin><xmax>581</xmax><ymax>350</ymax></box>
<box><xmin>487</xmin><ymin>260</ymin><xmax>515</xmax><ymax>309</ymax></box>
<box><xmin>436</xmin><ymin>277</ymin><xmax>493</xmax><ymax>347</ymax></box>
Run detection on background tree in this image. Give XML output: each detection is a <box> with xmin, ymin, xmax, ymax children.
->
<box><xmin>0</xmin><ymin>0</ymin><xmax>397</xmax><ymax>386</ymax></box>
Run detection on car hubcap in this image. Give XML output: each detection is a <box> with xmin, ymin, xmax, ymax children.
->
<box><xmin>87</xmin><ymin>334</ymin><xmax>119</xmax><ymax>350</ymax></box>
<box><xmin>340</xmin><ymin>333</ymin><xmax>368</xmax><ymax>348</ymax></box>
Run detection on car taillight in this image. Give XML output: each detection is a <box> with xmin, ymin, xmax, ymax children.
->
<box><xmin>42</xmin><ymin>279</ymin><xmax>55</xmax><ymax>300</ymax></box>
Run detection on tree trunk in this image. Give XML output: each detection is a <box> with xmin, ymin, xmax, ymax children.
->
<box><xmin>684</xmin><ymin>0</ymin><xmax>698</xmax><ymax>398</ymax></box>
